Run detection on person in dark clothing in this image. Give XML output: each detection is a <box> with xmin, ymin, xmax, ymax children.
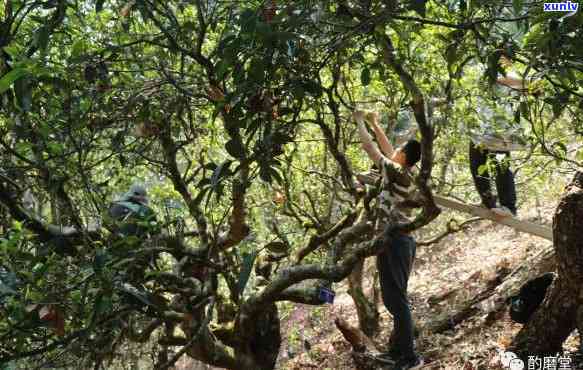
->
<box><xmin>108</xmin><ymin>184</ymin><xmax>159</xmax><ymax>237</ymax></box>
<box><xmin>469</xmin><ymin>142</ymin><xmax>517</xmax><ymax>216</ymax></box>
<box><xmin>468</xmin><ymin>72</ymin><xmax>530</xmax><ymax>218</ymax></box>
<box><xmin>107</xmin><ymin>184</ymin><xmax>160</xmax><ymax>286</ymax></box>
<box><xmin>353</xmin><ymin>110</ymin><xmax>423</xmax><ymax>370</ymax></box>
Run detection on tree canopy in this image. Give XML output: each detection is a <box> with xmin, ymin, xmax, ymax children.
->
<box><xmin>0</xmin><ymin>1</ymin><xmax>581</xmax><ymax>369</ymax></box>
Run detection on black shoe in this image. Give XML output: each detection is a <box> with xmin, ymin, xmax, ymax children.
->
<box><xmin>393</xmin><ymin>355</ymin><xmax>424</xmax><ymax>370</ymax></box>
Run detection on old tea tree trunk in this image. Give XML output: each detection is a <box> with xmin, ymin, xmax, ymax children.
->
<box><xmin>509</xmin><ymin>171</ymin><xmax>583</xmax><ymax>357</ymax></box>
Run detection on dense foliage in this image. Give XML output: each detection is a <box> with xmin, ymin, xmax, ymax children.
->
<box><xmin>0</xmin><ymin>0</ymin><xmax>580</xmax><ymax>369</ymax></box>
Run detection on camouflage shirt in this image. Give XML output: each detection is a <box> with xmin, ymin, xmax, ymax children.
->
<box><xmin>375</xmin><ymin>156</ymin><xmax>417</xmax><ymax>232</ymax></box>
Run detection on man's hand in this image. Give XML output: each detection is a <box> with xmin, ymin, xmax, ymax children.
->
<box><xmin>364</xmin><ymin>111</ymin><xmax>394</xmax><ymax>156</ymax></box>
<box><xmin>353</xmin><ymin>109</ymin><xmax>386</xmax><ymax>165</ymax></box>
<box><xmin>365</xmin><ymin>111</ymin><xmax>380</xmax><ymax>125</ymax></box>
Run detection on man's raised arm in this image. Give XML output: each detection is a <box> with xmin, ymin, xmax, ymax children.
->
<box><xmin>365</xmin><ymin>112</ymin><xmax>394</xmax><ymax>157</ymax></box>
<box><xmin>352</xmin><ymin>110</ymin><xmax>385</xmax><ymax>166</ymax></box>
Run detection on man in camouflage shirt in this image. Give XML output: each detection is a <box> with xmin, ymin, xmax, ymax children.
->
<box><xmin>353</xmin><ymin>110</ymin><xmax>423</xmax><ymax>370</ymax></box>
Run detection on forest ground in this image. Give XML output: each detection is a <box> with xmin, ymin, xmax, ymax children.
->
<box><xmin>274</xmin><ymin>200</ymin><xmax>581</xmax><ymax>370</ymax></box>
<box><xmin>178</xmin><ymin>196</ymin><xmax>581</xmax><ymax>370</ymax></box>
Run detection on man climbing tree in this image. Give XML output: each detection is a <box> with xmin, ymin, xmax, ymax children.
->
<box><xmin>353</xmin><ymin>110</ymin><xmax>424</xmax><ymax>370</ymax></box>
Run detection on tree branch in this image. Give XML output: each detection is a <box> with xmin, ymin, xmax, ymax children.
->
<box><xmin>293</xmin><ymin>211</ymin><xmax>358</xmax><ymax>264</ymax></box>
<box><xmin>375</xmin><ymin>32</ymin><xmax>441</xmax><ymax>232</ymax></box>
<box><xmin>216</xmin><ymin>162</ymin><xmax>250</xmax><ymax>251</ymax></box>
<box><xmin>417</xmin><ymin>217</ymin><xmax>482</xmax><ymax>246</ymax></box>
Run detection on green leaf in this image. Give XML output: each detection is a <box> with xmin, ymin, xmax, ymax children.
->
<box><xmin>275</xmin><ymin>31</ymin><xmax>297</xmax><ymax>42</ymax></box>
<box><xmin>205</xmin><ymin>162</ymin><xmax>218</xmax><ymax>171</ymax></box>
<box><xmin>197</xmin><ymin>178</ymin><xmax>211</xmax><ymax>190</ymax></box>
<box><xmin>120</xmin><ymin>284</ymin><xmax>153</xmax><ymax>307</ymax></box>
<box><xmin>552</xmin><ymin>98</ymin><xmax>566</xmax><ymax>117</ymax></box>
<box><xmin>71</xmin><ymin>40</ymin><xmax>85</xmax><ymax>59</ymax></box>
<box><xmin>360</xmin><ymin>67</ymin><xmax>371</xmax><ymax>86</ymax></box>
<box><xmin>519</xmin><ymin>101</ymin><xmax>529</xmax><ymax>118</ymax></box>
<box><xmin>216</xmin><ymin>59</ymin><xmax>231</xmax><ymax>80</ymax></box>
<box><xmin>302</xmin><ymin>80</ymin><xmax>322</xmax><ymax>96</ymax></box>
<box><xmin>292</xmin><ymin>85</ymin><xmax>305</xmax><ymax>100</ymax></box>
<box><xmin>14</xmin><ymin>77</ymin><xmax>32</xmax><ymax>112</ymax></box>
<box><xmin>35</xmin><ymin>26</ymin><xmax>50</xmax><ymax>53</ymax></box>
<box><xmin>0</xmin><ymin>69</ymin><xmax>28</xmax><ymax>94</ymax></box>
<box><xmin>513</xmin><ymin>0</ymin><xmax>523</xmax><ymax>14</ymax></box>
<box><xmin>237</xmin><ymin>250</ymin><xmax>258</xmax><ymax>297</ymax></box>
<box><xmin>248</xmin><ymin>58</ymin><xmax>265</xmax><ymax>83</ymax></box>
<box><xmin>278</xmin><ymin>107</ymin><xmax>294</xmax><ymax>117</ymax></box>
<box><xmin>409</xmin><ymin>0</ymin><xmax>427</xmax><ymax>17</ymax></box>
<box><xmin>270</xmin><ymin>167</ymin><xmax>283</xmax><ymax>185</ymax></box>
<box><xmin>93</xmin><ymin>249</ymin><xmax>109</xmax><ymax>273</ymax></box>
<box><xmin>256</xmin><ymin>22</ymin><xmax>273</xmax><ymax>41</ymax></box>
<box><xmin>47</xmin><ymin>142</ymin><xmax>64</xmax><ymax>155</ymax></box>
<box><xmin>240</xmin><ymin>9</ymin><xmax>256</xmax><ymax>34</ymax></box>
<box><xmin>94</xmin><ymin>294</ymin><xmax>113</xmax><ymax>316</ymax></box>
<box><xmin>225</xmin><ymin>139</ymin><xmax>245</xmax><ymax>158</ymax></box>
<box><xmin>265</xmin><ymin>241</ymin><xmax>288</xmax><ymax>254</ymax></box>
<box><xmin>71</xmin><ymin>291</ymin><xmax>82</xmax><ymax>304</ymax></box>
<box><xmin>96</xmin><ymin>0</ymin><xmax>105</xmax><ymax>12</ymax></box>
<box><xmin>246</xmin><ymin>118</ymin><xmax>262</xmax><ymax>137</ymax></box>
<box><xmin>32</xmin><ymin>262</ymin><xmax>47</xmax><ymax>276</ymax></box>
<box><xmin>12</xmin><ymin>220</ymin><xmax>23</xmax><ymax>231</ymax></box>
<box><xmin>553</xmin><ymin>141</ymin><xmax>567</xmax><ymax>157</ymax></box>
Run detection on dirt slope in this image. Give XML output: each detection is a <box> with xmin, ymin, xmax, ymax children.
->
<box><xmin>278</xmin><ymin>203</ymin><xmax>581</xmax><ymax>370</ymax></box>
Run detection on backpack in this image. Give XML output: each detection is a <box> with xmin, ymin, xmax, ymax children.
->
<box><xmin>508</xmin><ymin>272</ymin><xmax>555</xmax><ymax>324</ymax></box>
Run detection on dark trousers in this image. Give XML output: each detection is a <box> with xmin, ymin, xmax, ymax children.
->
<box><xmin>469</xmin><ymin>141</ymin><xmax>517</xmax><ymax>214</ymax></box>
<box><xmin>376</xmin><ymin>232</ymin><xmax>417</xmax><ymax>358</ymax></box>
